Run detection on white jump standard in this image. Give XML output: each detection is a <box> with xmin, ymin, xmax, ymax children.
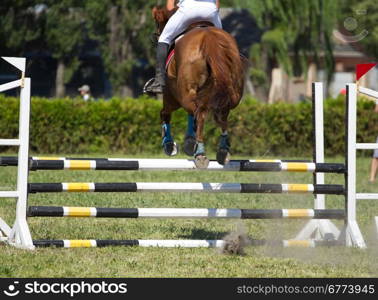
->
<box><xmin>0</xmin><ymin>57</ymin><xmax>33</xmax><ymax>250</ymax></box>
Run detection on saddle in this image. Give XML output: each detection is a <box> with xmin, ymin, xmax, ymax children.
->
<box><xmin>183</xmin><ymin>21</ymin><xmax>215</xmax><ymax>34</ymax></box>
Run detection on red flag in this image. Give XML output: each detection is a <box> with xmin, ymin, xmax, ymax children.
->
<box><xmin>356</xmin><ymin>63</ymin><xmax>377</xmax><ymax>81</ymax></box>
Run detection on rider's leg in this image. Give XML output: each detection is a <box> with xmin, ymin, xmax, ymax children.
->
<box><xmin>147</xmin><ymin>42</ymin><xmax>169</xmax><ymax>94</ymax></box>
<box><xmin>146</xmin><ymin>9</ymin><xmax>187</xmax><ymax>94</ymax></box>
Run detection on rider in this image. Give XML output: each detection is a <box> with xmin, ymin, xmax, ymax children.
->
<box><xmin>145</xmin><ymin>0</ymin><xmax>221</xmax><ymax>94</ymax></box>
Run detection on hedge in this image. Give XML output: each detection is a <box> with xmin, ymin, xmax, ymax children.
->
<box><xmin>0</xmin><ymin>94</ymin><xmax>377</xmax><ymax>157</ymax></box>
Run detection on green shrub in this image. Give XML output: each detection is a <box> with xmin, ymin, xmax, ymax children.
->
<box><xmin>0</xmin><ymin>94</ymin><xmax>377</xmax><ymax>156</ymax></box>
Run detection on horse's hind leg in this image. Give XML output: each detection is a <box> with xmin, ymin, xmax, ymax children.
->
<box><xmin>194</xmin><ymin>108</ymin><xmax>209</xmax><ymax>169</ymax></box>
<box><xmin>160</xmin><ymin>105</ymin><xmax>179</xmax><ymax>156</ymax></box>
<box><xmin>183</xmin><ymin>114</ymin><xmax>197</xmax><ymax>156</ymax></box>
<box><xmin>214</xmin><ymin>110</ymin><xmax>231</xmax><ymax>165</ymax></box>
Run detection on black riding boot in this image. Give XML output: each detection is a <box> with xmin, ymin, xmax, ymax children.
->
<box><xmin>146</xmin><ymin>42</ymin><xmax>169</xmax><ymax>94</ymax></box>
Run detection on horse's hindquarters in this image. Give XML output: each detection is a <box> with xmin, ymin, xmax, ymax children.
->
<box><xmin>162</xmin><ymin>27</ymin><xmax>244</xmax><ymax>168</ymax></box>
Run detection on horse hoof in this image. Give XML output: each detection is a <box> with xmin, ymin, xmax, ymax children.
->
<box><xmin>163</xmin><ymin>141</ymin><xmax>178</xmax><ymax>156</ymax></box>
<box><xmin>216</xmin><ymin>148</ymin><xmax>230</xmax><ymax>165</ymax></box>
<box><xmin>194</xmin><ymin>155</ymin><xmax>209</xmax><ymax>169</ymax></box>
<box><xmin>183</xmin><ymin>136</ymin><xmax>196</xmax><ymax>156</ymax></box>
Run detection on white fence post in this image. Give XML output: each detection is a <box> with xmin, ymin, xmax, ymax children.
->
<box><xmin>345</xmin><ymin>83</ymin><xmax>366</xmax><ymax>248</ymax></box>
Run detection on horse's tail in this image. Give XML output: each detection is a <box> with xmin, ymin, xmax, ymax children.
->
<box><xmin>200</xmin><ymin>28</ymin><xmax>244</xmax><ymax>117</ymax></box>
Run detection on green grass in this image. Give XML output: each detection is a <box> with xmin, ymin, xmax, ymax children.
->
<box><xmin>1</xmin><ymin>154</ymin><xmax>378</xmax><ymax>277</ymax></box>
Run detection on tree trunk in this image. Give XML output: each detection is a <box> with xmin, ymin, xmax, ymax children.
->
<box><xmin>109</xmin><ymin>6</ymin><xmax>120</xmax><ymax>61</ymax></box>
<box><xmin>55</xmin><ymin>60</ymin><xmax>65</xmax><ymax>97</ymax></box>
<box><xmin>244</xmin><ymin>77</ymin><xmax>255</xmax><ymax>97</ymax></box>
<box><xmin>120</xmin><ymin>85</ymin><xmax>133</xmax><ymax>98</ymax></box>
<box><xmin>107</xmin><ymin>5</ymin><xmax>138</xmax><ymax>97</ymax></box>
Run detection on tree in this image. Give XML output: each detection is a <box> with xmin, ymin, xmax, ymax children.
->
<box><xmin>234</xmin><ymin>0</ymin><xmax>338</xmax><ymax>100</ymax></box>
<box><xmin>43</xmin><ymin>0</ymin><xmax>85</xmax><ymax>97</ymax></box>
<box><xmin>85</xmin><ymin>0</ymin><xmax>156</xmax><ymax>97</ymax></box>
<box><xmin>0</xmin><ymin>1</ymin><xmax>43</xmax><ymax>56</ymax></box>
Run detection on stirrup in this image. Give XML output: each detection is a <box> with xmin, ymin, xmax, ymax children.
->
<box><xmin>143</xmin><ymin>78</ymin><xmax>165</xmax><ymax>94</ymax></box>
<box><xmin>143</xmin><ymin>78</ymin><xmax>155</xmax><ymax>94</ymax></box>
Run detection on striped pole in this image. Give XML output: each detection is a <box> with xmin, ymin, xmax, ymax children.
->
<box><xmin>2</xmin><ymin>156</ymin><xmax>312</xmax><ymax>165</ymax></box>
<box><xmin>0</xmin><ymin>156</ymin><xmax>346</xmax><ymax>173</ymax></box>
<box><xmin>27</xmin><ymin>206</ymin><xmax>346</xmax><ymax>219</ymax></box>
<box><xmin>27</xmin><ymin>183</ymin><xmax>345</xmax><ymax>195</ymax></box>
<box><xmin>32</xmin><ymin>239</ymin><xmax>341</xmax><ymax>248</ymax></box>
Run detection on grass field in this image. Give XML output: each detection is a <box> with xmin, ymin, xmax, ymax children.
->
<box><xmin>1</xmin><ymin>154</ymin><xmax>378</xmax><ymax>277</ymax></box>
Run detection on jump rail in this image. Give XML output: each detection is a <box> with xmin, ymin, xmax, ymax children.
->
<box><xmin>27</xmin><ymin>206</ymin><xmax>346</xmax><ymax>219</ymax></box>
<box><xmin>0</xmin><ymin>156</ymin><xmax>346</xmax><ymax>173</ymax></box>
<box><xmin>32</xmin><ymin>239</ymin><xmax>342</xmax><ymax>248</ymax></box>
<box><xmin>27</xmin><ymin>182</ymin><xmax>345</xmax><ymax>195</ymax></box>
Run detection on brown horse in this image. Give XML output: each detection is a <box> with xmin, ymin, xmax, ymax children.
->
<box><xmin>152</xmin><ymin>6</ymin><xmax>246</xmax><ymax>168</ymax></box>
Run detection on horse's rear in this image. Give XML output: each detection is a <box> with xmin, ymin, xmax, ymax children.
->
<box><xmin>161</xmin><ymin>26</ymin><xmax>246</xmax><ymax>168</ymax></box>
